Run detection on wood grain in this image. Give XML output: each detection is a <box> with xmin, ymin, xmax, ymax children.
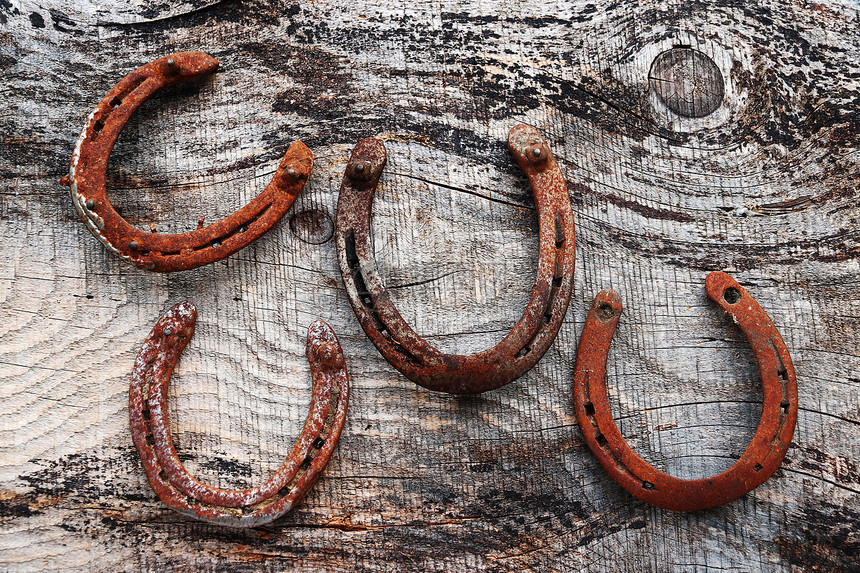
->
<box><xmin>1</xmin><ymin>0</ymin><xmax>858</xmax><ymax>571</ymax></box>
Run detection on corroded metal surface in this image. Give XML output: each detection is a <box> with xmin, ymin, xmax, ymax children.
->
<box><xmin>60</xmin><ymin>51</ymin><xmax>313</xmax><ymax>272</ymax></box>
<box><xmin>573</xmin><ymin>271</ymin><xmax>799</xmax><ymax>511</ymax></box>
<box><xmin>128</xmin><ymin>302</ymin><xmax>349</xmax><ymax>527</ymax></box>
<box><xmin>335</xmin><ymin>124</ymin><xmax>575</xmax><ymax>395</ymax></box>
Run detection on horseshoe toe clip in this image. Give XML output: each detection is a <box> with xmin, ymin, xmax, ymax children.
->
<box><xmin>129</xmin><ymin>302</ymin><xmax>349</xmax><ymax>527</ymax></box>
<box><xmin>573</xmin><ymin>272</ymin><xmax>798</xmax><ymax>511</ymax></box>
<box><xmin>61</xmin><ymin>52</ymin><xmax>313</xmax><ymax>272</ymax></box>
<box><xmin>335</xmin><ymin>124</ymin><xmax>575</xmax><ymax>395</ymax></box>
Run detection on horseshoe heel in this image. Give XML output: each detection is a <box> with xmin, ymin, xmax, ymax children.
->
<box><xmin>573</xmin><ymin>272</ymin><xmax>798</xmax><ymax>511</ymax></box>
<box><xmin>335</xmin><ymin>124</ymin><xmax>575</xmax><ymax>395</ymax></box>
<box><xmin>60</xmin><ymin>51</ymin><xmax>313</xmax><ymax>272</ymax></box>
<box><xmin>129</xmin><ymin>302</ymin><xmax>349</xmax><ymax>527</ymax></box>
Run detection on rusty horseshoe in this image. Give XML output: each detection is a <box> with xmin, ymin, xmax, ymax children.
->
<box><xmin>60</xmin><ymin>51</ymin><xmax>313</xmax><ymax>272</ymax></box>
<box><xmin>573</xmin><ymin>272</ymin><xmax>798</xmax><ymax>511</ymax></box>
<box><xmin>129</xmin><ymin>302</ymin><xmax>349</xmax><ymax>527</ymax></box>
<box><xmin>335</xmin><ymin>124</ymin><xmax>575</xmax><ymax>395</ymax></box>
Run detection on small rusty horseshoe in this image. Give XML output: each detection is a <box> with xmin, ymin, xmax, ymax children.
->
<box><xmin>335</xmin><ymin>124</ymin><xmax>575</xmax><ymax>395</ymax></box>
<box><xmin>60</xmin><ymin>51</ymin><xmax>313</xmax><ymax>272</ymax></box>
<box><xmin>573</xmin><ymin>271</ymin><xmax>798</xmax><ymax>511</ymax></box>
<box><xmin>129</xmin><ymin>302</ymin><xmax>349</xmax><ymax>527</ymax></box>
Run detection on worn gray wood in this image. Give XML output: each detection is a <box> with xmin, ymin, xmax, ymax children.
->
<box><xmin>1</xmin><ymin>0</ymin><xmax>859</xmax><ymax>570</ymax></box>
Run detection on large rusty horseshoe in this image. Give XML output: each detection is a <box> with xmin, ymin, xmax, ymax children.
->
<box><xmin>335</xmin><ymin>124</ymin><xmax>575</xmax><ymax>395</ymax></box>
<box><xmin>573</xmin><ymin>272</ymin><xmax>798</xmax><ymax>511</ymax></box>
<box><xmin>60</xmin><ymin>51</ymin><xmax>313</xmax><ymax>272</ymax></box>
<box><xmin>129</xmin><ymin>302</ymin><xmax>349</xmax><ymax>527</ymax></box>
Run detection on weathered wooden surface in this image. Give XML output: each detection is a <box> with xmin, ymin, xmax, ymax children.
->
<box><xmin>1</xmin><ymin>0</ymin><xmax>859</xmax><ymax>570</ymax></box>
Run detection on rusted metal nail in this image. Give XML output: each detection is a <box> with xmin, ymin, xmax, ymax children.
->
<box><xmin>85</xmin><ymin>200</ymin><xmax>95</xmax><ymax>210</ymax></box>
<box><xmin>129</xmin><ymin>303</ymin><xmax>350</xmax><ymax>527</ymax></box>
<box><xmin>527</xmin><ymin>143</ymin><xmax>549</xmax><ymax>166</ymax></box>
<box><xmin>572</xmin><ymin>272</ymin><xmax>798</xmax><ymax>511</ymax></box>
<box><xmin>348</xmin><ymin>160</ymin><xmax>373</xmax><ymax>184</ymax></box>
<box><xmin>334</xmin><ymin>124</ymin><xmax>576</xmax><ymax>395</ymax></box>
<box><xmin>129</xmin><ymin>241</ymin><xmax>139</xmax><ymax>251</ymax></box>
<box><xmin>64</xmin><ymin>51</ymin><xmax>313</xmax><ymax>272</ymax></box>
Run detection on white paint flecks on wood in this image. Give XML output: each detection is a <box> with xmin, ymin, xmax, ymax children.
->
<box><xmin>1</xmin><ymin>0</ymin><xmax>858</xmax><ymax>571</ymax></box>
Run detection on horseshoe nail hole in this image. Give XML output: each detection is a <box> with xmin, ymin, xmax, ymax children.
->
<box><xmin>585</xmin><ymin>402</ymin><xmax>595</xmax><ymax>416</ymax></box>
<box><xmin>211</xmin><ymin>242</ymin><xmax>221</xmax><ymax>249</ymax></box>
<box><xmin>113</xmin><ymin>77</ymin><xmax>145</xmax><ymax>107</ymax></box>
<box><xmin>366</xmin><ymin>304</ymin><xmax>392</xmax><ymax>340</ymax></box>
<box><xmin>554</xmin><ymin>215</ymin><xmax>565</xmax><ymax>248</ymax></box>
<box><xmin>289</xmin><ymin>209</ymin><xmax>334</xmax><ymax>245</ymax></box>
<box><xmin>110</xmin><ymin>96</ymin><xmax>122</xmax><ymax>108</ymax></box>
<box><xmin>145</xmin><ymin>435</ymin><xmax>155</xmax><ymax>446</ymax></box>
<box><xmin>552</xmin><ymin>276</ymin><xmax>563</xmax><ymax>288</ymax></box>
<box><xmin>598</xmin><ymin>304</ymin><xmax>614</xmax><ymax>319</ymax></box>
<box><xmin>239</xmin><ymin>225</ymin><xmax>248</xmax><ymax>233</ymax></box>
<box><xmin>93</xmin><ymin>120</ymin><xmax>105</xmax><ymax>134</ymax></box>
<box><xmin>393</xmin><ymin>342</ymin><xmax>424</xmax><ymax>367</ymax></box>
<box><xmin>780</xmin><ymin>401</ymin><xmax>790</xmax><ymax>414</ymax></box>
<box><xmin>301</xmin><ymin>457</ymin><xmax>312</xmax><ymax>470</ymax></box>
<box><xmin>313</xmin><ymin>437</ymin><xmax>325</xmax><ymax>449</ymax></box>
<box><xmin>753</xmin><ymin>463</ymin><xmax>763</xmax><ymax>472</ymax></box>
<box><xmin>142</xmin><ymin>406</ymin><xmax>150</xmax><ymax>420</ymax></box>
<box><xmin>353</xmin><ymin>267</ymin><xmax>372</xmax><ymax>304</ymax></box>
<box><xmin>596</xmin><ymin>433</ymin><xmax>608</xmax><ymax>447</ymax></box>
<box><xmin>242</xmin><ymin>506</ymin><xmax>255</xmax><ymax>515</ymax></box>
<box><xmin>543</xmin><ymin>312</ymin><xmax>552</xmax><ymax>324</ymax></box>
<box><xmin>158</xmin><ymin>470</ymin><xmax>168</xmax><ymax>482</ymax></box>
<box><xmin>346</xmin><ymin>232</ymin><xmax>359</xmax><ymax>268</ymax></box>
<box><xmin>642</xmin><ymin>481</ymin><xmax>655</xmax><ymax>490</ymax></box>
<box><xmin>515</xmin><ymin>345</ymin><xmax>531</xmax><ymax>359</ymax></box>
<box><xmin>778</xmin><ymin>368</ymin><xmax>788</xmax><ymax>381</ymax></box>
<box><xmin>723</xmin><ymin>287</ymin><xmax>741</xmax><ymax>305</ymax></box>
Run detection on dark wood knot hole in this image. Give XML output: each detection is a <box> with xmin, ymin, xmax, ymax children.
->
<box><xmin>649</xmin><ymin>47</ymin><xmax>724</xmax><ymax>118</ymax></box>
<box><xmin>289</xmin><ymin>208</ymin><xmax>334</xmax><ymax>244</ymax></box>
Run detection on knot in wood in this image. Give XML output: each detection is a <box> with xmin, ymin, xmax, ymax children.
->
<box><xmin>649</xmin><ymin>48</ymin><xmax>724</xmax><ymax>118</ymax></box>
<box><xmin>289</xmin><ymin>208</ymin><xmax>334</xmax><ymax>244</ymax></box>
